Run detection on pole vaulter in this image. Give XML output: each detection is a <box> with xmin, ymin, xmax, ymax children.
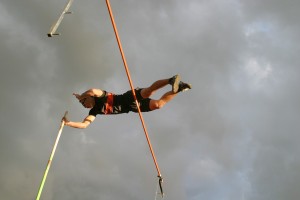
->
<box><xmin>105</xmin><ymin>0</ymin><xmax>164</xmax><ymax>197</ymax></box>
<box><xmin>35</xmin><ymin>111</ymin><xmax>68</xmax><ymax>200</ymax></box>
<box><xmin>48</xmin><ymin>0</ymin><xmax>73</xmax><ymax>37</ymax></box>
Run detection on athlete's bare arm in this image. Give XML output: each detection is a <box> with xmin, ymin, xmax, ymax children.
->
<box><xmin>62</xmin><ymin>115</ymin><xmax>96</xmax><ymax>129</ymax></box>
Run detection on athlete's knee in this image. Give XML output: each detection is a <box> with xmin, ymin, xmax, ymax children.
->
<box><xmin>141</xmin><ymin>88</ymin><xmax>152</xmax><ymax>98</ymax></box>
<box><xmin>150</xmin><ymin>100</ymin><xmax>165</xmax><ymax>110</ymax></box>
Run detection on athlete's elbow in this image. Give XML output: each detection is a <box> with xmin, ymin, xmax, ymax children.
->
<box><xmin>79</xmin><ymin>124</ymin><xmax>88</xmax><ymax>129</ymax></box>
<box><xmin>80</xmin><ymin>122</ymin><xmax>91</xmax><ymax>129</ymax></box>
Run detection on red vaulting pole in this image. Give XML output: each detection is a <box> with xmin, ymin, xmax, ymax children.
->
<box><xmin>105</xmin><ymin>0</ymin><xmax>164</xmax><ymax>197</ymax></box>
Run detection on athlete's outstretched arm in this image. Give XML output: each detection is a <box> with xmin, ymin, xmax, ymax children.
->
<box><xmin>62</xmin><ymin>115</ymin><xmax>96</xmax><ymax>129</ymax></box>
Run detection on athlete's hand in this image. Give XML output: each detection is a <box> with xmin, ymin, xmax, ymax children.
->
<box><xmin>61</xmin><ymin>115</ymin><xmax>70</xmax><ymax>125</ymax></box>
<box><xmin>73</xmin><ymin>93</ymin><xmax>81</xmax><ymax>100</ymax></box>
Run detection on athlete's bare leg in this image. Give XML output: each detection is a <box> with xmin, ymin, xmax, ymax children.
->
<box><xmin>140</xmin><ymin>79</ymin><xmax>170</xmax><ymax>98</ymax></box>
<box><xmin>149</xmin><ymin>91</ymin><xmax>177</xmax><ymax>110</ymax></box>
<box><xmin>141</xmin><ymin>75</ymin><xmax>190</xmax><ymax>110</ymax></box>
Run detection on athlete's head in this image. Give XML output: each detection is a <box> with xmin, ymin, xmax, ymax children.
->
<box><xmin>73</xmin><ymin>91</ymin><xmax>95</xmax><ymax>108</ymax></box>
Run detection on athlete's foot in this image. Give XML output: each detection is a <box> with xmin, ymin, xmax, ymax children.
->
<box><xmin>169</xmin><ymin>74</ymin><xmax>181</xmax><ymax>93</ymax></box>
<box><xmin>178</xmin><ymin>81</ymin><xmax>192</xmax><ymax>92</ymax></box>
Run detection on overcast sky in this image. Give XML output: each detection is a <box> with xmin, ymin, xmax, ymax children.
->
<box><xmin>1</xmin><ymin>0</ymin><xmax>300</xmax><ymax>200</ymax></box>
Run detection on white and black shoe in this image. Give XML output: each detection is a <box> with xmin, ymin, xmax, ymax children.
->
<box><xmin>169</xmin><ymin>74</ymin><xmax>181</xmax><ymax>93</ymax></box>
<box><xmin>178</xmin><ymin>81</ymin><xmax>192</xmax><ymax>92</ymax></box>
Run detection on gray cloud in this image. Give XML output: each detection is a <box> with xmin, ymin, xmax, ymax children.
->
<box><xmin>1</xmin><ymin>0</ymin><xmax>299</xmax><ymax>199</ymax></box>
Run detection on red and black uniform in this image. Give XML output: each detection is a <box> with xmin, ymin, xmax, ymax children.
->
<box><xmin>89</xmin><ymin>88</ymin><xmax>151</xmax><ymax>116</ymax></box>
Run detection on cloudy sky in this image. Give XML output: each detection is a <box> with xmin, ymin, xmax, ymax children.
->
<box><xmin>1</xmin><ymin>0</ymin><xmax>300</xmax><ymax>199</ymax></box>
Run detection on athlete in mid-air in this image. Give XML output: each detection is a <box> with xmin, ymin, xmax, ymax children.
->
<box><xmin>62</xmin><ymin>74</ymin><xmax>191</xmax><ymax>129</ymax></box>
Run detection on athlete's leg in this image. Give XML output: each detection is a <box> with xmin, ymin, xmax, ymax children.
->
<box><xmin>140</xmin><ymin>75</ymin><xmax>180</xmax><ymax>98</ymax></box>
<box><xmin>139</xmin><ymin>75</ymin><xmax>191</xmax><ymax>111</ymax></box>
<box><xmin>147</xmin><ymin>78</ymin><xmax>192</xmax><ymax>111</ymax></box>
<box><xmin>140</xmin><ymin>79</ymin><xmax>170</xmax><ymax>98</ymax></box>
<box><xmin>148</xmin><ymin>91</ymin><xmax>177</xmax><ymax>110</ymax></box>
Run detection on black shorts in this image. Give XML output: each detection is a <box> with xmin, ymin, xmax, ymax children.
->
<box><xmin>122</xmin><ymin>88</ymin><xmax>152</xmax><ymax>113</ymax></box>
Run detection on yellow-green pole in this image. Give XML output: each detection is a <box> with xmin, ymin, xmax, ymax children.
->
<box><xmin>36</xmin><ymin>111</ymin><xmax>68</xmax><ymax>200</ymax></box>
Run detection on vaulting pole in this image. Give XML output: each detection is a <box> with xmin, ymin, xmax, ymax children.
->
<box><xmin>105</xmin><ymin>0</ymin><xmax>164</xmax><ymax>197</ymax></box>
<box><xmin>36</xmin><ymin>111</ymin><xmax>68</xmax><ymax>200</ymax></box>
